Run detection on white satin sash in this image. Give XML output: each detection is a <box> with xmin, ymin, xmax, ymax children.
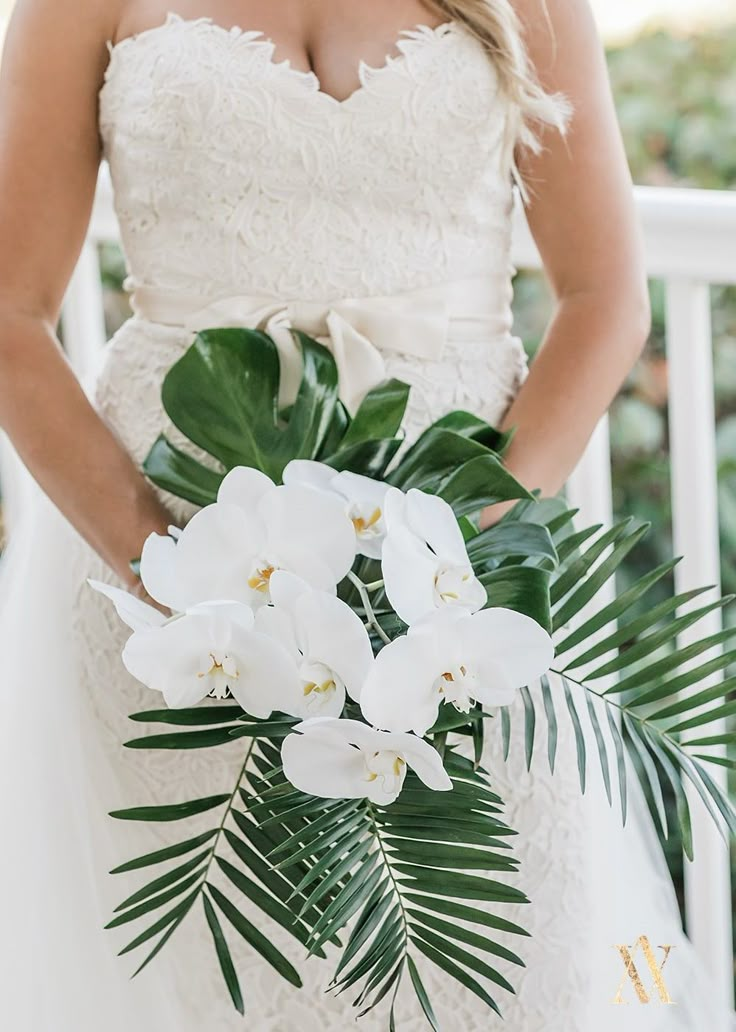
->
<box><xmin>128</xmin><ymin>275</ymin><xmax>511</xmax><ymax>414</ymax></box>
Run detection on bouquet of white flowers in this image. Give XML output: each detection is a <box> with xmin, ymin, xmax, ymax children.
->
<box><xmin>92</xmin><ymin>326</ymin><xmax>736</xmax><ymax>1025</ymax></box>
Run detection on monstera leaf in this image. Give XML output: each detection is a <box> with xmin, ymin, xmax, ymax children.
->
<box><xmin>144</xmin><ymin>327</ymin><xmax>409</xmax><ymax>493</ymax></box>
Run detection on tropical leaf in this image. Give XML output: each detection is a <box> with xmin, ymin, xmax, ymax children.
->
<box><xmin>143</xmin><ymin>434</ymin><xmax>223</xmax><ymax>507</ymax></box>
<box><xmin>254</xmin><ymin>750</ymin><xmax>526</xmax><ymax>1020</ymax></box>
<box><xmin>329</xmin><ymin>379</ymin><xmax>410</xmax><ymax>449</ymax></box>
<box><xmin>491</xmin><ymin>507</ymin><xmax>736</xmax><ymax>859</ymax></box>
<box><xmin>144</xmin><ymin>327</ymin><xmax>415</xmax><ymax>489</ymax></box>
<box><xmin>202</xmin><ymin>892</ymin><xmax>245</xmax><ymax>1014</ymax></box>
<box><xmin>467</xmin><ymin>522</ymin><xmax>558</xmax><ymax>571</ymax></box>
<box><xmin>480</xmin><ymin>565</ymin><xmax>552</xmax><ymax>632</ymax></box>
<box><xmin>387</xmin><ymin>428</ymin><xmax>502</xmax><ymax>493</ymax></box>
<box><xmin>106</xmin><ymin>716</ymin><xmax>322</xmax><ymax>995</ymax></box>
<box><xmin>437</xmin><ymin>454</ymin><xmax>533</xmax><ymax>516</ymax></box>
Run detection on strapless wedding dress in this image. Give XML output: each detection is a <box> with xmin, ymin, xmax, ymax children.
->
<box><xmin>0</xmin><ymin>12</ymin><xmax>732</xmax><ymax>1031</ymax></box>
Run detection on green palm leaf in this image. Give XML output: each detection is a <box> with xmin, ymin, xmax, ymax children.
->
<box><xmin>236</xmin><ymin>747</ymin><xmax>526</xmax><ymax>1021</ymax></box>
<box><xmin>488</xmin><ymin>507</ymin><xmax>736</xmax><ymax>861</ymax></box>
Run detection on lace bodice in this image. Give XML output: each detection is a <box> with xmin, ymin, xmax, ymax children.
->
<box><xmin>98</xmin><ymin>12</ymin><xmax>563</xmax><ymax>305</ymax></box>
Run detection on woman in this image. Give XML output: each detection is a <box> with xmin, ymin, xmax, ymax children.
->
<box><xmin>0</xmin><ymin>1</ymin><xmax>729</xmax><ymax>1029</ymax></box>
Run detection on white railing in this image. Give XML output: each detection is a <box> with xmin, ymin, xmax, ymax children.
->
<box><xmin>38</xmin><ymin>171</ymin><xmax>736</xmax><ymax>1014</ymax></box>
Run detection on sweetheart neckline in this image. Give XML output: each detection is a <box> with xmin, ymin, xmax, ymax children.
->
<box><xmin>104</xmin><ymin>10</ymin><xmax>460</xmax><ymax>109</ymax></box>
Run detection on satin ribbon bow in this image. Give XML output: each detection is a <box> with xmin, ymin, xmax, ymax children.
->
<box><xmin>130</xmin><ymin>283</ymin><xmax>455</xmax><ymax>415</ymax></box>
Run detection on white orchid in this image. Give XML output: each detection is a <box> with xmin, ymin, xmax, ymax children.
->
<box><xmin>283</xmin><ymin>459</ymin><xmax>391</xmax><ymax>559</ymax></box>
<box><xmin>254</xmin><ymin>570</ymin><xmax>373</xmax><ymax>718</ymax></box>
<box><xmin>360</xmin><ymin>606</ymin><xmax>554</xmax><ymax>736</ymax></box>
<box><xmin>120</xmin><ymin>600</ymin><xmax>301</xmax><ymax>714</ymax></box>
<box><xmin>138</xmin><ymin>466</ymin><xmax>357</xmax><ymax>612</ymax></box>
<box><xmin>281</xmin><ymin>717</ymin><xmax>452</xmax><ymax>804</ymax></box>
<box><xmin>380</xmin><ymin>486</ymin><xmax>486</xmax><ymax>626</ymax></box>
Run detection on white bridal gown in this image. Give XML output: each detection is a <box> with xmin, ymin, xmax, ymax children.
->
<box><xmin>0</xmin><ymin>12</ymin><xmax>732</xmax><ymax>1032</ymax></box>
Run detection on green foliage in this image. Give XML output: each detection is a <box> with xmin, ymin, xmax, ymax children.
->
<box><xmin>108</xmin><ymin>328</ymin><xmax>736</xmax><ymax>1023</ymax></box>
<box><xmin>504</xmin><ymin>499</ymin><xmax>736</xmax><ymax>861</ymax></box>
<box><xmin>607</xmin><ymin>26</ymin><xmax>736</xmax><ymax>190</ymax></box>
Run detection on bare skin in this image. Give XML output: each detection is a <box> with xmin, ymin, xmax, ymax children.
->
<box><xmin>0</xmin><ymin>0</ymin><xmax>649</xmax><ymax>586</ymax></box>
<box><xmin>481</xmin><ymin>0</ymin><xmax>651</xmax><ymax>526</ymax></box>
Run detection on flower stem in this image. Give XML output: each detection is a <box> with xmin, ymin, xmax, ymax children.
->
<box><xmin>348</xmin><ymin>570</ymin><xmax>391</xmax><ymax>645</ymax></box>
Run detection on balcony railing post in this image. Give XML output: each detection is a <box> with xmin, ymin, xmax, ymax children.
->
<box><xmin>665</xmin><ymin>276</ymin><xmax>734</xmax><ymax>1017</ymax></box>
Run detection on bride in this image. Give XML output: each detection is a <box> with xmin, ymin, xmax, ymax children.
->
<box><xmin>0</xmin><ymin>0</ymin><xmax>732</xmax><ymax>1029</ymax></box>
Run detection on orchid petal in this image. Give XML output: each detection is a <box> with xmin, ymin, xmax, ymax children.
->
<box><xmin>405</xmin><ymin>488</ymin><xmax>468</xmax><ymax>564</ymax></box>
<box><xmin>459</xmin><ymin>607</ymin><xmax>555</xmax><ymax>702</ymax></box>
<box><xmin>333</xmin><ymin>471</ymin><xmax>390</xmax><ymax>559</ymax></box>
<box><xmin>267</xmin><ymin>569</ymin><xmax>310</xmax><ymax>616</ymax></box>
<box><xmin>284</xmin><ymin>719</ymin><xmax>447</xmax><ymax>803</ymax></box>
<box><xmin>186</xmin><ymin>600</ymin><xmax>255</xmax><ymax>632</ymax></box>
<box><xmin>217</xmin><ymin>465</ymin><xmax>276</xmax><ymax>510</ymax></box>
<box><xmin>253</xmin><ymin>603</ymin><xmax>301</xmax><ymax>663</ymax></box>
<box><xmin>227</xmin><ymin>629</ymin><xmax>302</xmax><ymax>720</ymax></box>
<box><xmin>262</xmin><ymin>485</ymin><xmax>356</xmax><ymax>586</ymax></box>
<box><xmin>139</xmin><ymin>532</ymin><xmax>184</xmax><ymax>611</ymax></box>
<box><xmin>380</xmin><ymin>732</ymin><xmax>453</xmax><ymax>792</ymax></box>
<box><xmin>331</xmin><ymin>470</ymin><xmax>388</xmax><ymax>507</ymax></box>
<box><xmin>122</xmin><ymin>618</ymin><xmax>211</xmax><ymax>708</ymax></box>
<box><xmin>293</xmin><ymin>591</ymin><xmax>373</xmax><ymax>703</ymax></box>
<box><xmin>268</xmin><ymin>570</ymin><xmax>372</xmax><ymax>705</ymax></box>
<box><xmin>382</xmin><ymin>486</ymin><xmax>408</xmax><ymax>532</ymax></box>
<box><xmin>282</xmin><ymin>459</ymin><xmax>337</xmax><ymax>493</ymax></box>
<box><xmin>381</xmin><ymin>525</ymin><xmax>441</xmax><ymax>626</ymax></box>
<box><xmin>174</xmin><ymin>502</ymin><xmax>265</xmax><ymax>606</ymax></box>
<box><xmin>360</xmin><ymin>634</ymin><xmax>444</xmax><ymax>736</ymax></box>
<box><xmin>281</xmin><ymin>726</ymin><xmax>372</xmax><ymax>799</ymax></box>
<box><xmin>140</xmin><ymin>504</ymin><xmax>264</xmax><ymax>611</ymax></box>
<box><xmin>121</xmin><ymin>607</ymin><xmax>300</xmax><ymax>716</ymax></box>
<box><xmin>284</xmin><ymin>464</ymin><xmax>390</xmax><ymax>560</ymax></box>
<box><xmin>87</xmin><ymin>579</ymin><xmax>167</xmax><ymax>632</ymax></box>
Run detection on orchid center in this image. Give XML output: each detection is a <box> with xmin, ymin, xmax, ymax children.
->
<box><xmin>198</xmin><ymin>650</ymin><xmax>239</xmax><ymax>700</ymax></box>
<box><xmin>299</xmin><ymin>660</ymin><xmax>343</xmax><ymax>713</ymax></box>
<box><xmin>364</xmin><ymin>749</ymin><xmax>407</xmax><ymax>796</ymax></box>
<box><xmin>350</xmin><ymin>505</ymin><xmax>383</xmax><ymax>540</ymax></box>
<box><xmin>434</xmin><ymin>663</ymin><xmax>474</xmax><ymax>713</ymax></box>
<box><xmin>433</xmin><ymin>563</ymin><xmax>474</xmax><ymax>606</ymax></box>
<box><xmin>248</xmin><ymin>560</ymin><xmax>277</xmax><ymax>594</ymax></box>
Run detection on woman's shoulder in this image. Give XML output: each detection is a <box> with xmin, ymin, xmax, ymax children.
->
<box><xmin>7</xmin><ymin>0</ymin><xmax>126</xmax><ymax>71</ymax></box>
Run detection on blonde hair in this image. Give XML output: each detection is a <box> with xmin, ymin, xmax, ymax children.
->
<box><xmin>424</xmin><ymin>0</ymin><xmax>572</xmax><ymax>200</ymax></box>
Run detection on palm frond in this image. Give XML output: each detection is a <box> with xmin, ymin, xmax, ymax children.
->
<box><xmin>253</xmin><ymin>748</ymin><xmax>526</xmax><ymax>1021</ymax></box>
<box><xmin>491</xmin><ymin>507</ymin><xmax>736</xmax><ymax>860</ymax></box>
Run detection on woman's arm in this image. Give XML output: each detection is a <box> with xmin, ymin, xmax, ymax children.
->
<box><xmin>0</xmin><ymin>0</ymin><xmax>173</xmax><ymax>588</ymax></box>
<box><xmin>480</xmin><ymin>0</ymin><xmax>651</xmax><ymax>528</ymax></box>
